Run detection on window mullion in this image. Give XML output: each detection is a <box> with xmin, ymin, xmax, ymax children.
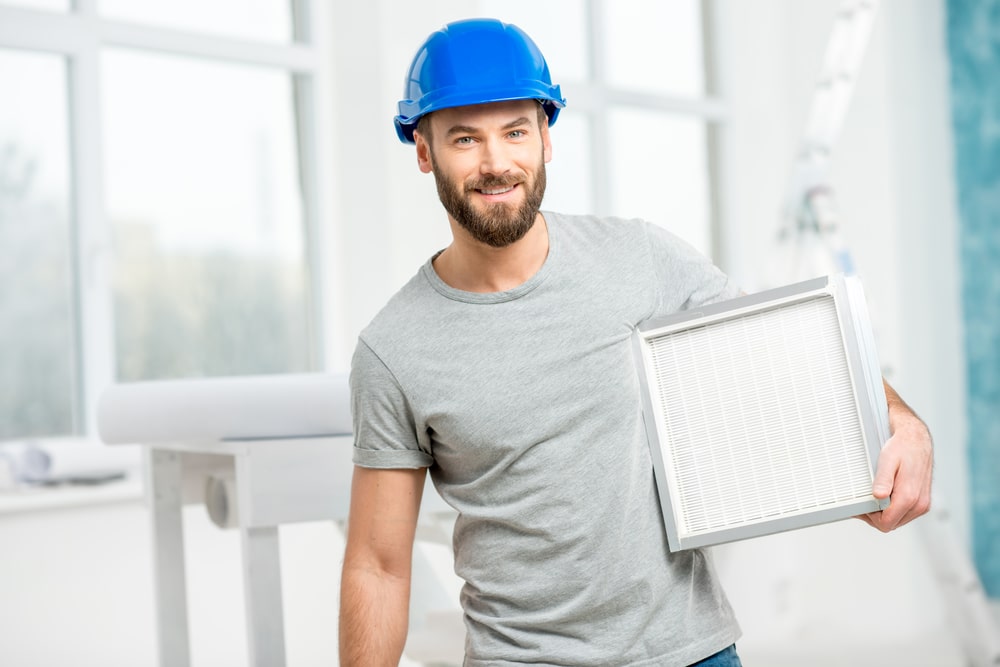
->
<box><xmin>67</xmin><ymin>29</ymin><xmax>115</xmax><ymax>436</ymax></box>
<box><xmin>97</xmin><ymin>20</ymin><xmax>317</xmax><ymax>71</ymax></box>
<box><xmin>289</xmin><ymin>0</ymin><xmax>341</xmax><ymax>370</ymax></box>
<box><xmin>562</xmin><ymin>81</ymin><xmax>727</xmax><ymax>120</ymax></box>
<box><xmin>0</xmin><ymin>6</ymin><xmax>86</xmax><ymax>53</ymax></box>
<box><xmin>73</xmin><ymin>0</ymin><xmax>97</xmax><ymax>15</ymax></box>
<box><xmin>702</xmin><ymin>0</ymin><xmax>726</xmax><ymax>264</ymax></box>
<box><xmin>0</xmin><ymin>9</ymin><xmax>318</xmax><ymax>71</ymax></box>
<box><xmin>289</xmin><ymin>0</ymin><xmax>312</xmax><ymax>44</ymax></box>
<box><xmin>293</xmin><ymin>73</ymin><xmax>326</xmax><ymax>371</ymax></box>
<box><xmin>587</xmin><ymin>0</ymin><xmax>613</xmax><ymax>218</ymax></box>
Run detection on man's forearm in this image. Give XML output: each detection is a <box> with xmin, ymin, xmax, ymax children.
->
<box><xmin>339</xmin><ymin>565</ymin><xmax>412</xmax><ymax>666</ymax></box>
<box><xmin>883</xmin><ymin>378</ymin><xmax>926</xmax><ymax>433</ymax></box>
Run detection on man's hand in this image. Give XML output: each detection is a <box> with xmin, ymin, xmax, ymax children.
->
<box><xmin>859</xmin><ymin>380</ymin><xmax>933</xmax><ymax>532</ymax></box>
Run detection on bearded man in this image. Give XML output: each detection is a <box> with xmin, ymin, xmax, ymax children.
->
<box><xmin>339</xmin><ymin>18</ymin><xmax>932</xmax><ymax>667</ymax></box>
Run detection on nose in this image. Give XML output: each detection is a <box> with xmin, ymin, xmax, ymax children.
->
<box><xmin>478</xmin><ymin>136</ymin><xmax>513</xmax><ymax>176</ymax></box>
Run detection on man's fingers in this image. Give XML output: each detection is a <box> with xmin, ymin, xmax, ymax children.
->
<box><xmin>859</xmin><ymin>442</ymin><xmax>930</xmax><ymax>533</ymax></box>
<box><xmin>864</xmin><ymin>435</ymin><xmax>933</xmax><ymax>532</ymax></box>
<box><xmin>871</xmin><ymin>445</ymin><xmax>898</xmax><ymax>500</ymax></box>
<box><xmin>860</xmin><ymin>384</ymin><xmax>934</xmax><ymax>533</ymax></box>
<box><xmin>864</xmin><ymin>501</ymin><xmax>928</xmax><ymax>533</ymax></box>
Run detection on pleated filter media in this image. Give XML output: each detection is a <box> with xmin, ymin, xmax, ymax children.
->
<box><xmin>633</xmin><ymin>274</ymin><xmax>890</xmax><ymax>551</ymax></box>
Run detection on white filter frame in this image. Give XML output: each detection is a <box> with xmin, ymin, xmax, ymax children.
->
<box><xmin>632</xmin><ymin>274</ymin><xmax>890</xmax><ymax>551</ymax></box>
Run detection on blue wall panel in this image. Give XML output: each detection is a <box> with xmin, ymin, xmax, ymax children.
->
<box><xmin>945</xmin><ymin>0</ymin><xmax>1000</xmax><ymax>596</ymax></box>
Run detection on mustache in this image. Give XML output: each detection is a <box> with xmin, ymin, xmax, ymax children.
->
<box><xmin>465</xmin><ymin>174</ymin><xmax>523</xmax><ymax>192</ymax></box>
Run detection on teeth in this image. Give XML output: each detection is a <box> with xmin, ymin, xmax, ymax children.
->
<box><xmin>480</xmin><ymin>186</ymin><xmax>514</xmax><ymax>195</ymax></box>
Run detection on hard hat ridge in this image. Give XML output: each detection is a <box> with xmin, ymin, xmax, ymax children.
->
<box><xmin>394</xmin><ymin>18</ymin><xmax>566</xmax><ymax>144</ymax></box>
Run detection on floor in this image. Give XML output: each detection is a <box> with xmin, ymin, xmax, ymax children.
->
<box><xmin>1</xmin><ymin>481</ymin><xmax>995</xmax><ymax>666</ymax></box>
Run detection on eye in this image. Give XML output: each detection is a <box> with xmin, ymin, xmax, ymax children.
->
<box><xmin>455</xmin><ymin>136</ymin><xmax>475</xmax><ymax>145</ymax></box>
<box><xmin>508</xmin><ymin>129</ymin><xmax>526</xmax><ymax>139</ymax></box>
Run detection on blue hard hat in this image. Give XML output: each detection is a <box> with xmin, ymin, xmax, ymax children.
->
<box><xmin>394</xmin><ymin>18</ymin><xmax>566</xmax><ymax>144</ymax></box>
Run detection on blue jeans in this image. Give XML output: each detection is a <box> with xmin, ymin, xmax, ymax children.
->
<box><xmin>687</xmin><ymin>644</ymin><xmax>742</xmax><ymax>667</ymax></box>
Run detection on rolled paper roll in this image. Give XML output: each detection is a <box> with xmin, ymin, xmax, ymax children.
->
<box><xmin>97</xmin><ymin>373</ymin><xmax>351</xmax><ymax>445</ymax></box>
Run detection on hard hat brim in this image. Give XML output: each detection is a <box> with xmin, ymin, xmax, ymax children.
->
<box><xmin>394</xmin><ymin>85</ymin><xmax>565</xmax><ymax>144</ymax></box>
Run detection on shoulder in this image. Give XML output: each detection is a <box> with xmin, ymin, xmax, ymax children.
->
<box><xmin>545</xmin><ymin>210</ymin><xmax>650</xmax><ymax>240</ymax></box>
<box><xmin>350</xmin><ymin>270</ymin><xmax>427</xmax><ymax>414</ymax></box>
<box><xmin>358</xmin><ymin>263</ymin><xmax>436</xmax><ymax>351</ymax></box>
<box><xmin>547</xmin><ymin>210</ymin><xmax>740</xmax><ymax>311</ymax></box>
<box><xmin>544</xmin><ymin>211</ymin><xmax>658</xmax><ymax>263</ymax></box>
<box><xmin>545</xmin><ymin>210</ymin><xmax>700</xmax><ymax>252</ymax></box>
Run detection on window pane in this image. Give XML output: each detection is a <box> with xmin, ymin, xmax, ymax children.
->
<box><xmin>98</xmin><ymin>0</ymin><xmax>292</xmax><ymax>43</ymax></box>
<box><xmin>102</xmin><ymin>49</ymin><xmax>313</xmax><ymax>381</ymax></box>
<box><xmin>0</xmin><ymin>49</ymin><xmax>76</xmax><ymax>438</ymax></box>
<box><xmin>541</xmin><ymin>112</ymin><xmax>593</xmax><ymax>215</ymax></box>
<box><xmin>608</xmin><ymin>108</ymin><xmax>712</xmax><ymax>257</ymax></box>
<box><xmin>475</xmin><ymin>0</ymin><xmax>588</xmax><ymax>82</ymax></box>
<box><xmin>603</xmin><ymin>0</ymin><xmax>705</xmax><ymax>97</ymax></box>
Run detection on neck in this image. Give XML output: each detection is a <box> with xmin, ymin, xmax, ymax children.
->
<box><xmin>433</xmin><ymin>212</ymin><xmax>549</xmax><ymax>293</ymax></box>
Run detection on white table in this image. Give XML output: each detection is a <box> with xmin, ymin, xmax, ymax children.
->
<box><xmin>143</xmin><ymin>436</ymin><xmax>353</xmax><ymax>666</ymax></box>
<box><xmin>98</xmin><ymin>374</ymin><xmax>457</xmax><ymax>666</ymax></box>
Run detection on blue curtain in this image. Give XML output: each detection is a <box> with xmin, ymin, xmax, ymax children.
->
<box><xmin>945</xmin><ymin>0</ymin><xmax>1000</xmax><ymax>596</ymax></box>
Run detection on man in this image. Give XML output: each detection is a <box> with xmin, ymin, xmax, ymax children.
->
<box><xmin>340</xmin><ymin>18</ymin><xmax>933</xmax><ymax>666</ymax></box>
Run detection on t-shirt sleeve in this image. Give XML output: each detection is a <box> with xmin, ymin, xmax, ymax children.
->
<box><xmin>642</xmin><ymin>221</ymin><xmax>741</xmax><ymax>314</ymax></box>
<box><xmin>350</xmin><ymin>338</ymin><xmax>434</xmax><ymax>469</ymax></box>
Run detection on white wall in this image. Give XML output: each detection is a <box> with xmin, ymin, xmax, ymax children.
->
<box><xmin>0</xmin><ymin>1</ymin><xmax>978</xmax><ymax>665</ymax></box>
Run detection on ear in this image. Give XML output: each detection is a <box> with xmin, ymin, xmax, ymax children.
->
<box><xmin>541</xmin><ymin>117</ymin><xmax>553</xmax><ymax>164</ymax></box>
<box><xmin>414</xmin><ymin>131</ymin><xmax>434</xmax><ymax>174</ymax></box>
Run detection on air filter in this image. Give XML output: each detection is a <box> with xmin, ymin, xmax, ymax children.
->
<box><xmin>633</xmin><ymin>274</ymin><xmax>890</xmax><ymax>551</ymax></box>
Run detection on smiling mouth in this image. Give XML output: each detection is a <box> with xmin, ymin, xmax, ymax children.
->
<box><xmin>474</xmin><ymin>183</ymin><xmax>520</xmax><ymax>197</ymax></box>
<box><xmin>469</xmin><ymin>173</ymin><xmax>523</xmax><ymax>195</ymax></box>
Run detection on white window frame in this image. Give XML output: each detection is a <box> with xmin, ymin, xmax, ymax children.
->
<box><xmin>573</xmin><ymin>0</ymin><xmax>728</xmax><ymax>260</ymax></box>
<box><xmin>0</xmin><ymin>0</ymin><xmax>337</xmax><ymax>437</ymax></box>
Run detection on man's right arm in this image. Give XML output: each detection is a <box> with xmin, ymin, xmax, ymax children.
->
<box><xmin>339</xmin><ymin>465</ymin><xmax>426</xmax><ymax>666</ymax></box>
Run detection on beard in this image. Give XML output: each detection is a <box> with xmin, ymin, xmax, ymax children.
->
<box><xmin>430</xmin><ymin>151</ymin><xmax>547</xmax><ymax>248</ymax></box>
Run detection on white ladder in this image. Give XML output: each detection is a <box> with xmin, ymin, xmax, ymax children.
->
<box><xmin>781</xmin><ymin>2</ymin><xmax>1000</xmax><ymax>664</ymax></box>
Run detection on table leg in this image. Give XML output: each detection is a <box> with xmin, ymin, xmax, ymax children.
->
<box><xmin>240</xmin><ymin>525</ymin><xmax>286</xmax><ymax>666</ymax></box>
<box><xmin>147</xmin><ymin>449</ymin><xmax>191</xmax><ymax>667</ymax></box>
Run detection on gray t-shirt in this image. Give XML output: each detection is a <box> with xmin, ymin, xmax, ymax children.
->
<box><xmin>351</xmin><ymin>212</ymin><xmax>742</xmax><ymax>666</ymax></box>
